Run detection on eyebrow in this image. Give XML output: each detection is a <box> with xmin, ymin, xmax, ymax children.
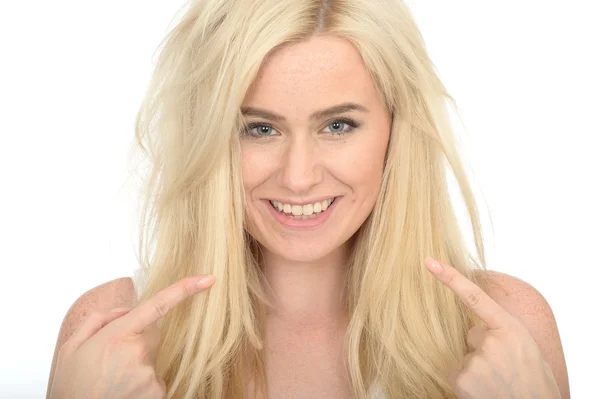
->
<box><xmin>240</xmin><ymin>102</ymin><xmax>369</xmax><ymax>122</ymax></box>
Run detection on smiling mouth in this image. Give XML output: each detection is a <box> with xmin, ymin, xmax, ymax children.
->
<box><xmin>269</xmin><ymin>198</ymin><xmax>337</xmax><ymax>219</ymax></box>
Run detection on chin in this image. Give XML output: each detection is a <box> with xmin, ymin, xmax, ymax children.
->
<box><xmin>274</xmin><ymin>246</ymin><xmax>333</xmax><ymax>263</ymax></box>
<box><xmin>253</xmin><ymin>234</ymin><xmax>352</xmax><ymax>264</ymax></box>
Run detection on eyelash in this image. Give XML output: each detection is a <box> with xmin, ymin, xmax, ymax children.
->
<box><xmin>242</xmin><ymin>117</ymin><xmax>360</xmax><ymax>139</ymax></box>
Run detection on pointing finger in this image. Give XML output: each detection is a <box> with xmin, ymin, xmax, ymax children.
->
<box><xmin>424</xmin><ymin>257</ymin><xmax>514</xmax><ymax>329</ymax></box>
<box><xmin>124</xmin><ymin>275</ymin><xmax>215</xmax><ymax>334</ymax></box>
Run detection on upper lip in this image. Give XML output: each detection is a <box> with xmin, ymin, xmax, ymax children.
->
<box><xmin>266</xmin><ymin>196</ymin><xmax>339</xmax><ymax>206</ymax></box>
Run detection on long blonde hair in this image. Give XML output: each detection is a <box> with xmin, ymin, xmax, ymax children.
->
<box><xmin>131</xmin><ymin>0</ymin><xmax>489</xmax><ymax>397</ymax></box>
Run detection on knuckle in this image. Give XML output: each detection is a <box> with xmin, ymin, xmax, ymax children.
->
<box><xmin>465</xmin><ymin>291</ymin><xmax>484</xmax><ymax>307</ymax></box>
<box><xmin>152</xmin><ymin>297</ymin><xmax>171</xmax><ymax>320</ymax></box>
<box><xmin>130</xmin><ymin>341</ymin><xmax>151</xmax><ymax>363</ymax></box>
<box><xmin>480</xmin><ymin>334</ymin><xmax>499</xmax><ymax>353</ymax></box>
<box><xmin>138</xmin><ymin>368</ymin><xmax>167</xmax><ymax>399</ymax></box>
<box><xmin>455</xmin><ymin>373</ymin><xmax>470</xmax><ymax>391</ymax></box>
<box><xmin>182</xmin><ymin>281</ymin><xmax>194</xmax><ymax>298</ymax></box>
<box><xmin>137</xmin><ymin>364</ymin><xmax>158</xmax><ymax>386</ymax></box>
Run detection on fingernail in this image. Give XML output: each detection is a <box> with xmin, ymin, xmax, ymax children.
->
<box><xmin>428</xmin><ymin>259</ymin><xmax>443</xmax><ymax>274</ymax></box>
<box><xmin>196</xmin><ymin>275</ymin><xmax>215</xmax><ymax>287</ymax></box>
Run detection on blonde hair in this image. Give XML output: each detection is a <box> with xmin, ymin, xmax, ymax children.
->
<box><xmin>131</xmin><ymin>0</ymin><xmax>489</xmax><ymax>397</ymax></box>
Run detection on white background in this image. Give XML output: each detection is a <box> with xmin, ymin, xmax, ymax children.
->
<box><xmin>1</xmin><ymin>1</ymin><xmax>598</xmax><ymax>397</ymax></box>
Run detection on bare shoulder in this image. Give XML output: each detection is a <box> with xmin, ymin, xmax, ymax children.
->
<box><xmin>477</xmin><ymin>270</ymin><xmax>571</xmax><ymax>399</ymax></box>
<box><xmin>46</xmin><ymin>277</ymin><xmax>137</xmax><ymax>395</ymax></box>
<box><xmin>57</xmin><ymin>277</ymin><xmax>137</xmax><ymax>345</ymax></box>
<box><xmin>476</xmin><ymin>270</ymin><xmax>554</xmax><ymax>322</ymax></box>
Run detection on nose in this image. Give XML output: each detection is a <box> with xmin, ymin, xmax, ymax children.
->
<box><xmin>278</xmin><ymin>135</ymin><xmax>323</xmax><ymax>194</ymax></box>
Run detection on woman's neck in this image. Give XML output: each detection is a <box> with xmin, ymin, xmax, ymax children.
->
<box><xmin>260</xmin><ymin>242</ymin><xmax>350</xmax><ymax>330</ymax></box>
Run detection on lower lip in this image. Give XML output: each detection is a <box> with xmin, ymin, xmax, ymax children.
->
<box><xmin>264</xmin><ymin>198</ymin><xmax>339</xmax><ymax>230</ymax></box>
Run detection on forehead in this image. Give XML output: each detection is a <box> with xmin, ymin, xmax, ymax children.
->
<box><xmin>243</xmin><ymin>35</ymin><xmax>381</xmax><ymax>112</ymax></box>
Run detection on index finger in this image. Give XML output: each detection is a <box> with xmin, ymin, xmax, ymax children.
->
<box><xmin>125</xmin><ymin>275</ymin><xmax>215</xmax><ymax>334</ymax></box>
<box><xmin>424</xmin><ymin>258</ymin><xmax>513</xmax><ymax>329</ymax></box>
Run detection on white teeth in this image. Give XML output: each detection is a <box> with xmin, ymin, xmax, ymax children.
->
<box><xmin>302</xmin><ymin>204</ymin><xmax>313</xmax><ymax>216</ymax></box>
<box><xmin>270</xmin><ymin>198</ymin><xmax>335</xmax><ymax>217</ymax></box>
<box><xmin>313</xmin><ymin>202</ymin><xmax>322</xmax><ymax>213</ymax></box>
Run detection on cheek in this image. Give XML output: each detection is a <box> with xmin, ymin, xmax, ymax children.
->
<box><xmin>332</xmin><ymin>135</ymin><xmax>389</xmax><ymax>196</ymax></box>
<box><xmin>241</xmin><ymin>145</ymin><xmax>276</xmax><ymax>191</ymax></box>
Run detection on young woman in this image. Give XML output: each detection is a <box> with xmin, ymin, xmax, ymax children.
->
<box><xmin>46</xmin><ymin>0</ymin><xmax>569</xmax><ymax>398</ymax></box>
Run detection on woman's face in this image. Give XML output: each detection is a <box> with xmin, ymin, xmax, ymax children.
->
<box><xmin>240</xmin><ymin>35</ymin><xmax>392</xmax><ymax>262</ymax></box>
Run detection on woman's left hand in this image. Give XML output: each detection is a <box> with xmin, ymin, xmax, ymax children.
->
<box><xmin>424</xmin><ymin>258</ymin><xmax>562</xmax><ymax>399</ymax></box>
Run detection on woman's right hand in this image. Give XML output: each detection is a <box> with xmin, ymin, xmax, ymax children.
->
<box><xmin>48</xmin><ymin>274</ymin><xmax>216</xmax><ymax>399</ymax></box>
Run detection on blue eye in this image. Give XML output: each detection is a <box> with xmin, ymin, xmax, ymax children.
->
<box><xmin>242</xmin><ymin>117</ymin><xmax>359</xmax><ymax>139</ymax></box>
<box><xmin>325</xmin><ymin>121</ymin><xmax>347</xmax><ymax>133</ymax></box>
<box><xmin>323</xmin><ymin>118</ymin><xmax>359</xmax><ymax>135</ymax></box>
<box><xmin>244</xmin><ymin>123</ymin><xmax>277</xmax><ymax>138</ymax></box>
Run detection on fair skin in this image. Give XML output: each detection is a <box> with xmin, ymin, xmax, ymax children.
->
<box><xmin>240</xmin><ymin>35</ymin><xmax>391</xmax><ymax>329</ymax></box>
<box><xmin>46</xmin><ymin>35</ymin><xmax>569</xmax><ymax>399</ymax></box>
<box><xmin>240</xmin><ymin>35</ymin><xmax>391</xmax><ymax>397</ymax></box>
